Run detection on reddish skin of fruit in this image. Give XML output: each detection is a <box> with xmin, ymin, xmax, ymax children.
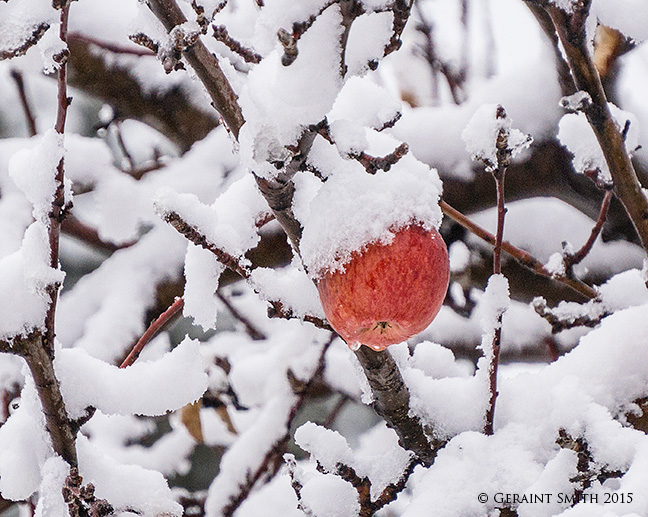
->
<box><xmin>317</xmin><ymin>225</ymin><xmax>450</xmax><ymax>351</ymax></box>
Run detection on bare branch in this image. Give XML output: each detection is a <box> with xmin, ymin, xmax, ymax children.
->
<box><xmin>532</xmin><ymin>297</ymin><xmax>608</xmax><ymax>333</ymax></box>
<box><xmin>69</xmin><ymin>32</ymin><xmax>155</xmax><ymax>56</ymax></box>
<box><xmin>10</xmin><ymin>69</ymin><xmax>38</xmax><ymax>136</ymax></box>
<box><xmin>120</xmin><ymin>297</ymin><xmax>184</xmax><ymax>368</ymax></box>
<box><xmin>216</xmin><ymin>292</ymin><xmax>266</xmax><ymax>340</ymax></box>
<box><xmin>61</xmin><ymin>215</ymin><xmax>134</xmax><ymax>254</ymax></box>
<box><xmin>524</xmin><ymin>2</ymin><xmax>577</xmax><ymax>97</ymax></box>
<box><xmin>12</xmin><ymin>332</ymin><xmax>78</xmax><ymax>466</ymax></box>
<box><xmin>221</xmin><ymin>337</ymin><xmax>334</xmax><ymax>516</ymax></box>
<box><xmin>354</xmin><ymin>346</ymin><xmax>443</xmax><ymax>466</ymax></box>
<box><xmin>564</xmin><ymin>189</ymin><xmax>613</xmax><ymax>269</ymax></box>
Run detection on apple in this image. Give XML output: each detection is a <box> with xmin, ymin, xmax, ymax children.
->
<box><xmin>317</xmin><ymin>224</ymin><xmax>450</xmax><ymax>351</ymax></box>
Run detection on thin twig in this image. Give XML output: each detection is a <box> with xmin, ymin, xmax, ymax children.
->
<box><xmin>484</xmin><ymin>106</ymin><xmax>510</xmax><ymax>436</ymax></box>
<box><xmin>216</xmin><ymin>292</ymin><xmax>266</xmax><ymax>340</ymax></box>
<box><xmin>120</xmin><ymin>297</ymin><xmax>184</xmax><ymax>368</ymax></box>
<box><xmin>212</xmin><ymin>25</ymin><xmax>261</xmax><ymax>64</ymax></box>
<box><xmin>221</xmin><ymin>336</ymin><xmax>335</xmax><ymax>516</ymax></box>
<box><xmin>565</xmin><ymin>189</ymin><xmax>613</xmax><ymax>268</ymax></box>
<box><xmin>45</xmin><ymin>3</ymin><xmax>72</xmax><ymax>354</ymax></box>
<box><xmin>67</xmin><ymin>32</ymin><xmax>155</xmax><ymax>56</ymax></box>
<box><xmin>61</xmin><ymin>215</ymin><xmax>134</xmax><ymax>253</ymax></box>
<box><xmin>10</xmin><ymin>69</ymin><xmax>38</xmax><ymax>136</ymax></box>
<box><xmin>353</xmin><ymin>143</ymin><xmax>409</xmax><ymax>174</ymax></box>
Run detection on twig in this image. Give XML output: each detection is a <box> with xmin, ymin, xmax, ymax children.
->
<box><xmin>161</xmin><ymin>210</ymin><xmax>251</xmax><ymax>278</ymax></box>
<box><xmin>414</xmin><ymin>4</ymin><xmax>465</xmax><ymax>105</ymax></box>
<box><xmin>353</xmin><ymin>143</ymin><xmax>409</xmax><ymax>174</ymax></box>
<box><xmin>546</xmin><ymin>2</ymin><xmax>648</xmax><ymax>252</ymax></box>
<box><xmin>146</xmin><ymin>0</ymin><xmax>245</xmax><ymax>138</ymax></box>
<box><xmin>532</xmin><ymin>297</ymin><xmax>607</xmax><ymax>333</ymax></box>
<box><xmin>334</xmin><ymin>457</ymin><xmax>416</xmax><ymax>517</ymax></box>
<box><xmin>221</xmin><ymin>336</ymin><xmax>334</xmax><ymax>516</ymax></box>
<box><xmin>0</xmin><ymin>23</ymin><xmax>50</xmax><ymax>61</ymax></box>
<box><xmin>8</xmin><ymin>1</ymin><xmax>81</xmax><ymax>470</ymax></box>
<box><xmin>67</xmin><ymin>32</ymin><xmax>155</xmax><ymax>56</ymax></box>
<box><xmin>556</xmin><ymin>429</ymin><xmax>624</xmax><ymax>505</ymax></box>
<box><xmin>45</xmin><ymin>2</ymin><xmax>72</xmax><ymax>354</ymax></box>
<box><xmin>440</xmin><ymin>201</ymin><xmax>599</xmax><ymax>300</ymax></box>
<box><xmin>212</xmin><ymin>25</ymin><xmax>262</xmax><ymax>64</ymax></box>
<box><xmin>62</xmin><ymin>467</ymin><xmax>114</xmax><ymax>516</ymax></box>
<box><xmin>564</xmin><ymin>189</ymin><xmax>613</xmax><ymax>269</ymax></box>
<box><xmin>277</xmin><ymin>0</ymin><xmax>338</xmax><ymax>66</ymax></box>
<box><xmin>120</xmin><ymin>297</ymin><xmax>184</xmax><ymax>368</ymax></box>
<box><xmin>384</xmin><ymin>0</ymin><xmax>415</xmax><ymax>57</ymax></box>
<box><xmin>484</xmin><ymin>106</ymin><xmax>510</xmax><ymax>436</ymax></box>
<box><xmin>11</xmin><ymin>332</ymin><xmax>78</xmax><ymax>467</ymax></box>
<box><xmin>113</xmin><ymin>121</ymin><xmax>136</xmax><ymax>171</ymax></box>
<box><xmin>61</xmin><ymin>215</ymin><xmax>134</xmax><ymax>253</ymax></box>
<box><xmin>161</xmin><ymin>209</ymin><xmax>332</xmax><ymax>330</ymax></box>
<box><xmin>216</xmin><ymin>291</ymin><xmax>266</xmax><ymax>340</ymax></box>
<box><xmin>322</xmin><ymin>393</ymin><xmax>349</xmax><ymax>428</ymax></box>
<box><xmin>10</xmin><ymin>69</ymin><xmax>38</xmax><ymax>136</ymax></box>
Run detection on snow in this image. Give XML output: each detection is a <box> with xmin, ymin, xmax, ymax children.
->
<box><xmin>183</xmin><ymin>244</ymin><xmax>225</xmax><ymax>330</ymax></box>
<box><xmin>77</xmin><ymin>435</ymin><xmax>183</xmax><ymax>516</ymax></box>
<box><xmin>8</xmin><ymin>129</ymin><xmax>65</xmax><ymax>224</ymax></box>
<box><xmin>296</xmin><ymin>151</ymin><xmax>443</xmax><ymax>277</ymax></box>
<box><xmin>300</xmin><ymin>473</ymin><xmax>360</xmax><ymax>516</ymax></box>
<box><xmin>238</xmin><ymin>6</ymin><xmax>344</xmax><ymax>178</ymax></box>
<box><xmin>0</xmin><ymin>222</ymin><xmax>64</xmax><ymax>340</ymax></box>
<box><xmin>558</xmin><ymin>102</ymin><xmax>640</xmax><ymax>183</ymax></box>
<box><xmin>0</xmin><ymin>368</ymin><xmax>53</xmax><ymax>501</ymax></box>
<box><xmin>469</xmin><ymin>197</ymin><xmax>645</xmax><ymax>279</ymax></box>
<box><xmin>34</xmin><ymin>456</ymin><xmax>69</xmax><ymax>517</ymax></box>
<box><xmin>344</xmin><ymin>11</ymin><xmax>394</xmax><ymax>76</ymax></box>
<box><xmin>55</xmin><ymin>337</ymin><xmax>208</xmax><ymax>419</ymax></box>
<box><xmin>462</xmin><ymin>103</ymin><xmax>532</xmax><ymax>171</ymax></box>
<box><xmin>56</xmin><ymin>225</ymin><xmax>187</xmax><ymax>363</ymax></box>
<box><xmin>249</xmin><ymin>263</ymin><xmax>326</xmax><ymax>320</ymax></box>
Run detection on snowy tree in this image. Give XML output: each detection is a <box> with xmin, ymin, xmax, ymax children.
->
<box><xmin>1</xmin><ymin>0</ymin><xmax>648</xmax><ymax>515</ymax></box>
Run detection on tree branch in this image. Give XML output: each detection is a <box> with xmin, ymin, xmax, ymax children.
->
<box><xmin>547</xmin><ymin>3</ymin><xmax>648</xmax><ymax>252</ymax></box>
<box><xmin>120</xmin><ymin>297</ymin><xmax>184</xmax><ymax>368</ymax></box>
<box><xmin>354</xmin><ymin>346</ymin><xmax>443</xmax><ymax>466</ymax></box>
<box><xmin>145</xmin><ymin>0</ymin><xmax>245</xmax><ymax>138</ymax></box>
<box><xmin>12</xmin><ymin>332</ymin><xmax>78</xmax><ymax>466</ymax></box>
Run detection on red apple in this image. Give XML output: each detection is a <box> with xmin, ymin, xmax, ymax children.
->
<box><xmin>317</xmin><ymin>225</ymin><xmax>449</xmax><ymax>351</ymax></box>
